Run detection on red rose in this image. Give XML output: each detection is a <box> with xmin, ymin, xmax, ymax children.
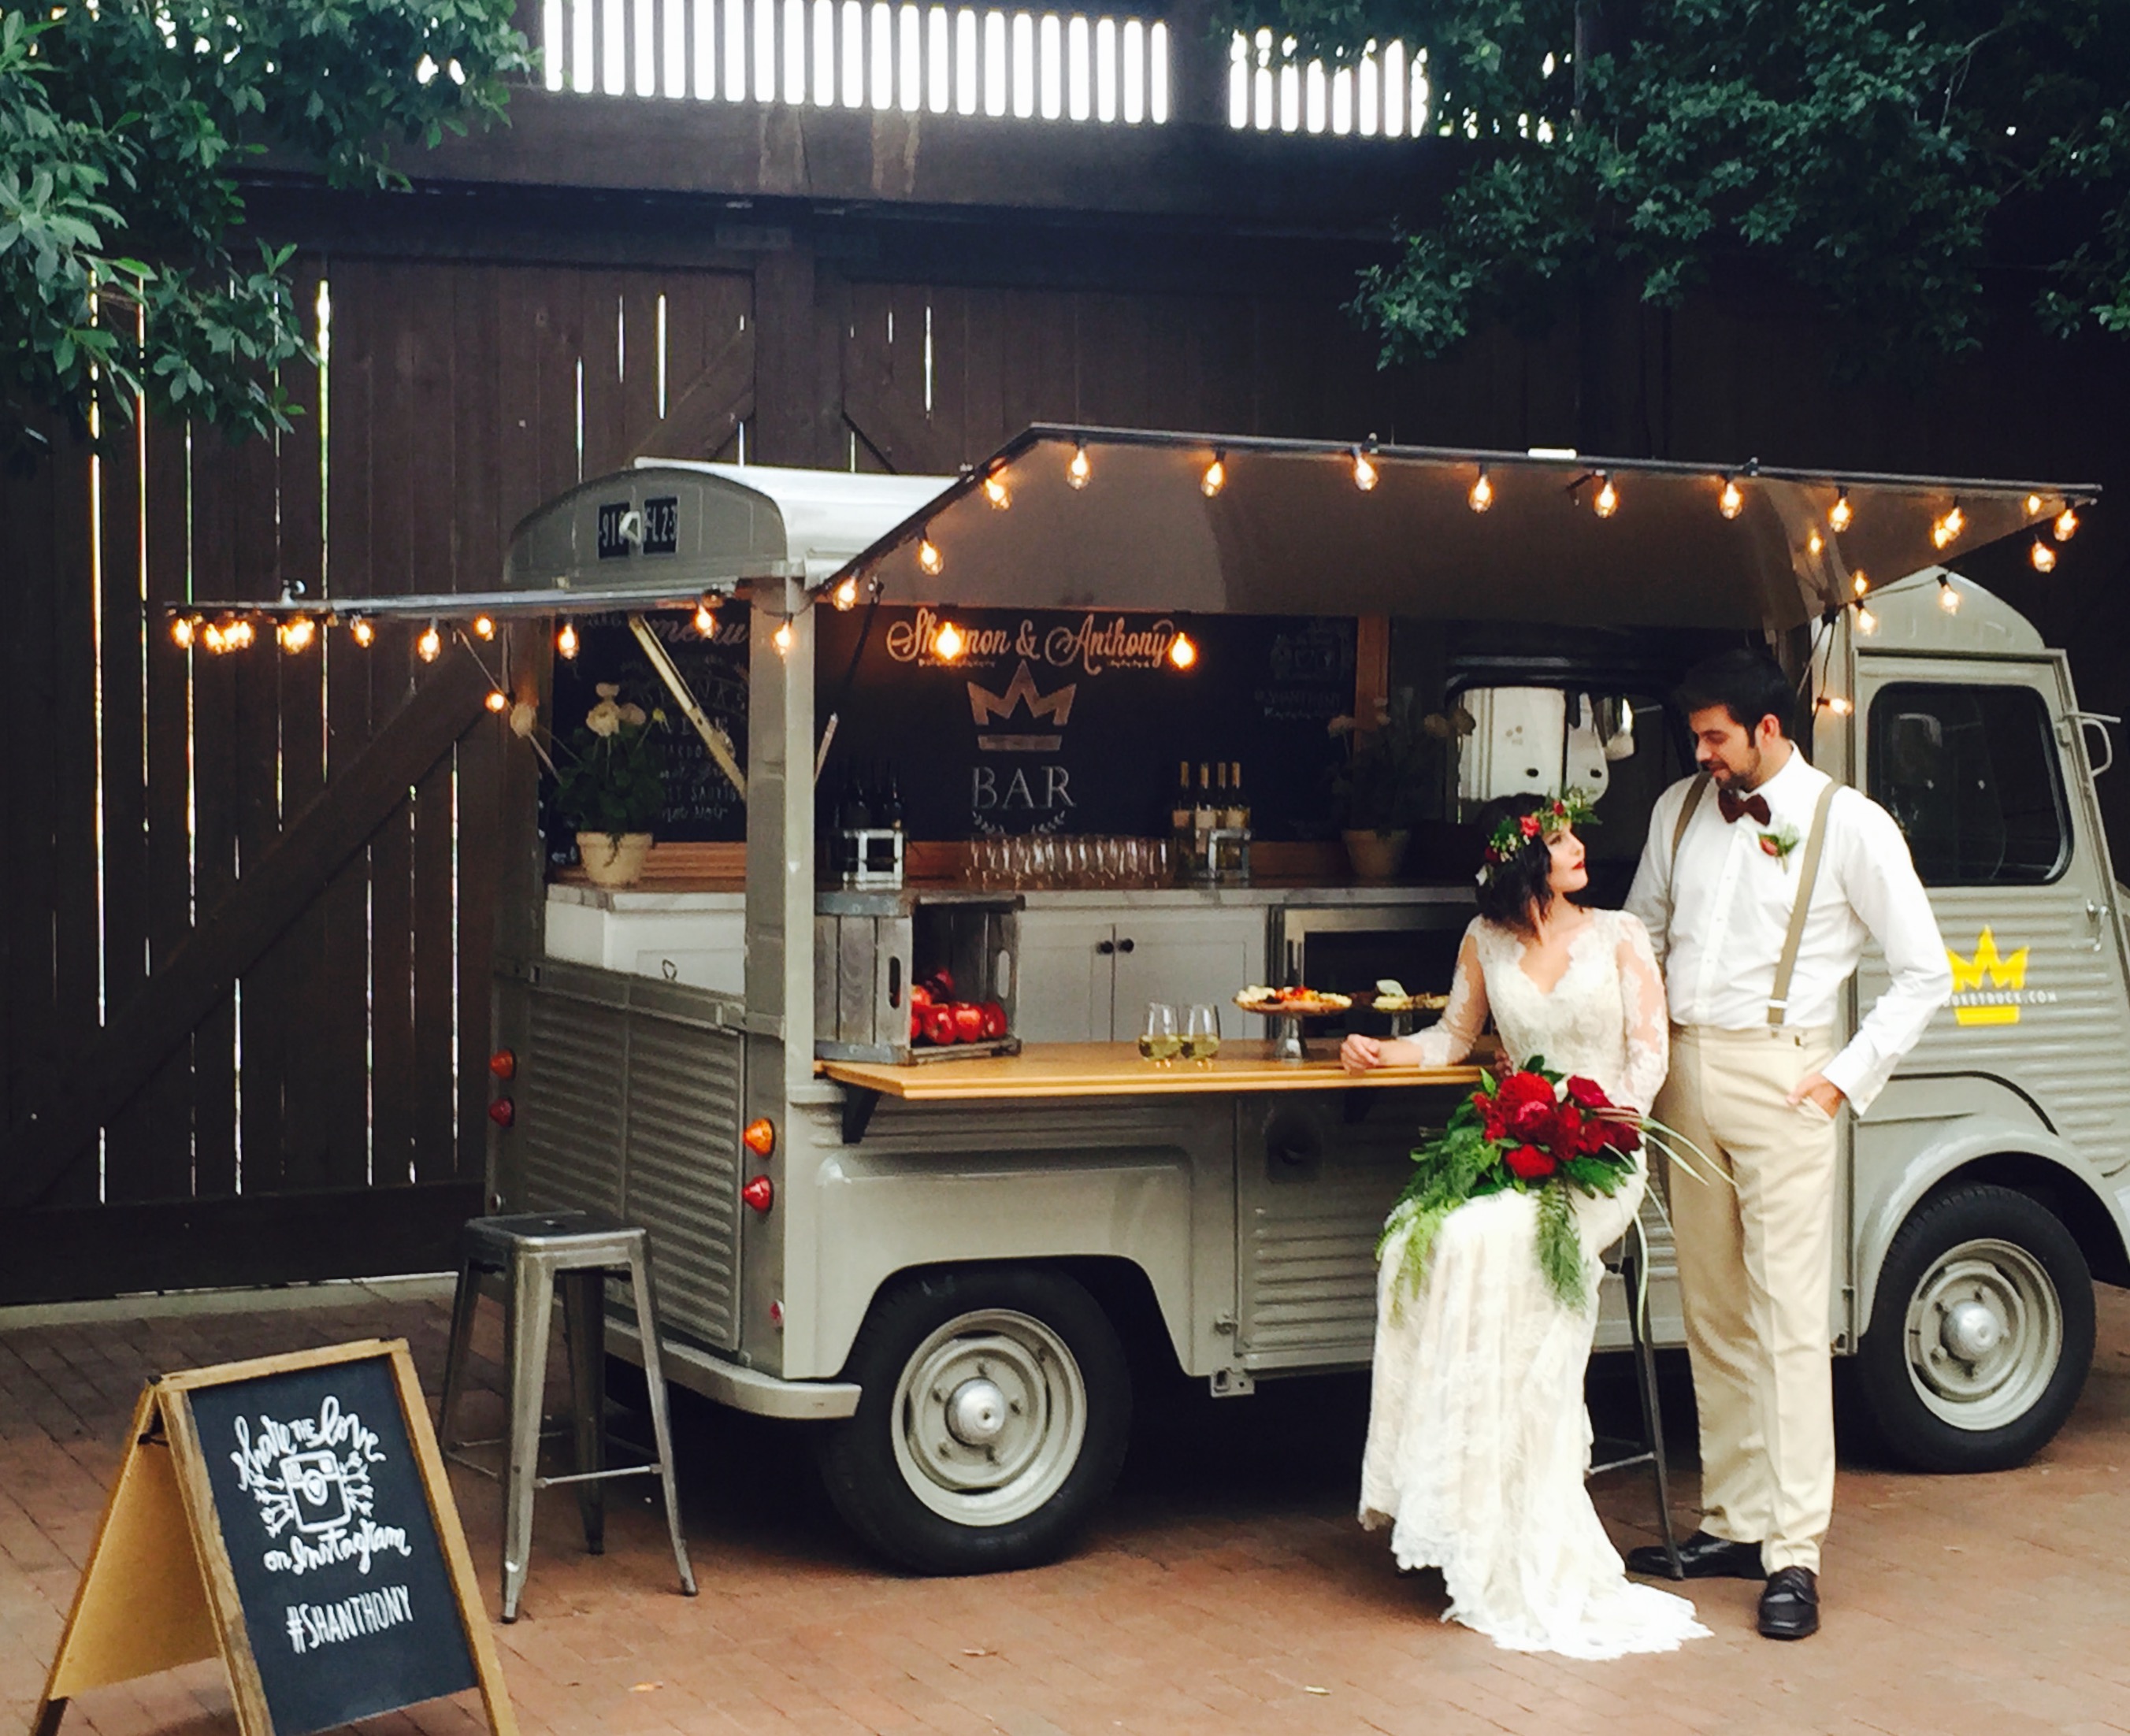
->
<box><xmin>1504</xmin><ymin>1144</ymin><xmax>1556</xmax><ymax>1181</ymax></box>
<box><xmin>1601</xmin><ymin>1118</ymin><xmax>1643</xmax><ymax>1155</ymax></box>
<box><xmin>1474</xmin><ymin>1089</ymin><xmax>1509</xmax><ymax>1140</ymax></box>
<box><xmin>1563</xmin><ymin>1075</ymin><xmax>1612</xmax><ymax>1111</ymax></box>
<box><xmin>1494</xmin><ymin>1072</ymin><xmax>1559</xmax><ymax>1143</ymax></box>
<box><xmin>1520</xmin><ymin>814</ymin><xmax>1542</xmax><ymax>839</ymax></box>
<box><xmin>1760</xmin><ymin>834</ymin><xmax>1783</xmax><ymax>858</ymax></box>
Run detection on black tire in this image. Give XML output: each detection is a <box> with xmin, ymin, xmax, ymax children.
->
<box><xmin>1854</xmin><ymin>1183</ymin><xmax>2094</xmax><ymax>1473</ymax></box>
<box><xmin>817</xmin><ymin>1267</ymin><xmax>1131</xmax><ymax>1575</ymax></box>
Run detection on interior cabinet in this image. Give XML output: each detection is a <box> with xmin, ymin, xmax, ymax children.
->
<box><xmin>1016</xmin><ymin>906</ymin><xmax>1265</xmax><ymax>1042</ymax></box>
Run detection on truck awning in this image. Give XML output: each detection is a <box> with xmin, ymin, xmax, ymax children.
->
<box><xmin>841</xmin><ymin>428</ymin><xmax>2097</xmax><ymax>632</ymax></box>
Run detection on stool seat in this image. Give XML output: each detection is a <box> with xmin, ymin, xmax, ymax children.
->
<box><xmin>438</xmin><ymin>1211</ymin><xmax>696</xmax><ymax>1620</ymax></box>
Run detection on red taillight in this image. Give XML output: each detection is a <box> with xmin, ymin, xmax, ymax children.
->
<box><xmin>489</xmin><ymin>1048</ymin><xmax>517</xmax><ymax>1081</ymax></box>
<box><xmin>488</xmin><ymin>1097</ymin><xmax>515</xmax><ymax>1128</ymax></box>
<box><xmin>743</xmin><ymin>1118</ymin><xmax>775</xmax><ymax>1158</ymax></box>
<box><xmin>741</xmin><ymin>1174</ymin><xmax>774</xmax><ymax>1212</ymax></box>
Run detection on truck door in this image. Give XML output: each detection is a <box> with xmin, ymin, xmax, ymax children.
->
<box><xmin>1856</xmin><ymin>652</ymin><xmax>2130</xmax><ymax>1181</ymax></box>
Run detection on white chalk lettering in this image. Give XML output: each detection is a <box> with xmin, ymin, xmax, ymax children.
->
<box><xmin>283</xmin><ymin>1585</ymin><xmax>414</xmax><ymax>1655</ymax></box>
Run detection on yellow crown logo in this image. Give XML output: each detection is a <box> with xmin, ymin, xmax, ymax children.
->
<box><xmin>1948</xmin><ymin>927</ymin><xmax>2029</xmax><ymax>1026</ymax></box>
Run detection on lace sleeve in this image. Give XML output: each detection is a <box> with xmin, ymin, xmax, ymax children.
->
<box><xmin>1405</xmin><ymin>925</ymin><xmax>1490</xmax><ymax>1067</ymax></box>
<box><xmin>1613</xmin><ymin>911</ymin><xmax>1670</xmax><ymax>1114</ymax></box>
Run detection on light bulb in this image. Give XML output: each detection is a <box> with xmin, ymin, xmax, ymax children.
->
<box><xmin>202</xmin><ymin>621</ymin><xmax>227</xmax><ymax>655</ymax></box>
<box><xmin>830</xmin><ymin>577</ymin><xmax>859</xmax><ymax>613</ymax></box>
<box><xmin>2032</xmin><ymin>537</ymin><xmax>2058</xmax><ymax>573</ymax></box>
<box><xmin>1593</xmin><ymin>473</ymin><xmax>1619</xmax><ymax>518</ymax></box>
<box><xmin>278</xmin><ymin>615</ymin><xmax>315</xmax><ymax>653</ymax></box>
<box><xmin>918</xmin><ymin>534</ymin><xmax>944</xmax><ymax>577</ymax></box>
<box><xmin>556</xmin><ymin>620</ymin><xmax>579</xmax><ymax>660</ymax></box>
<box><xmin>1468</xmin><ymin>469</ymin><xmax>1494</xmax><ymax>513</ymax></box>
<box><xmin>694</xmin><ymin>599</ymin><xmax>718</xmax><ymax>635</ymax></box>
<box><xmin>485</xmin><ymin>689</ymin><xmax>510</xmax><ymax>714</ymax></box>
<box><xmin>1828</xmin><ymin>489</ymin><xmax>1853</xmax><ymax>532</ymax></box>
<box><xmin>1168</xmin><ymin>632</ymin><xmax>1198</xmax><ymax>670</ymax></box>
<box><xmin>1067</xmin><ymin>445</ymin><xmax>1090</xmax><ymax>490</ymax></box>
<box><xmin>1938</xmin><ymin>581</ymin><xmax>1961</xmax><ymax>614</ymax></box>
<box><xmin>417</xmin><ymin>621</ymin><xmax>443</xmax><ymax>663</ymax></box>
<box><xmin>226</xmin><ymin>618</ymin><xmax>254</xmax><ymax>651</ymax></box>
<box><xmin>1807</xmin><ymin>529</ymin><xmax>1824</xmax><ymax>556</ymax></box>
<box><xmin>1932</xmin><ymin>502</ymin><xmax>1965</xmax><ymax>549</ymax></box>
<box><xmin>170</xmin><ymin>615</ymin><xmax>196</xmax><ymax>650</ymax></box>
<box><xmin>2054</xmin><ymin>506</ymin><xmax>2080</xmax><ymax>541</ymax></box>
<box><xmin>1855</xmin><ymin>605</ymin><xmax>1879</xmax><ymax>636</ymax></box>
<box><xmin>1719</xmin><ymin>476</ymin><xmax>1743</xmax><ymax>519</ymax></box>
<box><xmin>1822</xmin><ymin>694</ymin><xmax>1854</xmax><ymax>718</ymax></box>
<box><xmin>773</xmin><ymin>620</ymin><xmax>794</xmax><ymax>655</ymax></box>
<box><xmin>349</xmin><ymin>616</ymin><xmax>375</xmax><ymax>647</ymax></box>
<box><xmin>1853</xmin><ymin>571</ymin><xmax>1870</xmax><ymax>596</ymax></box>
<box><xmin>1200</xmin><ymin>454</ymin><xmax>1226</xmax><ymax>498</ymax></box>
<box><xmin>982</xmin><ymin>470</ymin><xmax>1011</xmax><ymax>510</ymax></box>
<box><xmin>473</xmin><ymin>614</ymin><xmax>495</xmax><ymax>640</ymax></box>
<box><xmin>933</xmin><ymin>620</ymin><xmax>965</xmax><ymax>661</ymax></box>
<box><xmin>2026</xmin><ymin>493</ymin><xmax>2044</xmax><ymax>517</ymax></box>
<box><xmin>1352</xmin><ymin>447</ymin><xmax>1379</xmax><ymax>491</ymax></box>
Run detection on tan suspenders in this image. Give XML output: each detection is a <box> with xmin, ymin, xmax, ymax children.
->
<box><xmin>1664</xmin><ymin>769</ymin><xmax>1840</xmax><ymax>1029</ymax></box>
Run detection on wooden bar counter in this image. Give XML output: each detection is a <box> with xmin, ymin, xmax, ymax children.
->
<box><xmin>818</xmin><ymin>1040</ymin><xmax>1486</xmax><ymax>1103</ymax></box>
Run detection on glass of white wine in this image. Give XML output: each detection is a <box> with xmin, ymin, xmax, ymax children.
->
<box><xmin>1182</xmin><ymin>1003</ymin><xmax>1221</xmax><ymax>1066</ymax></box>
<box><xmin>1138</xmin><ymin>1002</ymin><xmax>1181</xmax><ymax>1066</ymax></box>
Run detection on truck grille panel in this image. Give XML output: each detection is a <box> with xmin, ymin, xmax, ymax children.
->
<box><xmin>521</xmin><ymin>996</ymin><xmax>627</xmax><ymax>1217</ymax></box>
<box><xmin>623</xmin><ymin>1021</ymin><xmax>743</xmax><ymax>1348</ymax></box>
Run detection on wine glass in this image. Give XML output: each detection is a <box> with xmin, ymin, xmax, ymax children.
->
<box><xmin>1138</xmin><ymin>1002</ymin><xmax>1181</xmax><ymax>1066</ymax></box>
<box><xmin>1183</xmin><ymin>1003</ymin><xmax>1221</xmax><ymax>1066</ymax></box>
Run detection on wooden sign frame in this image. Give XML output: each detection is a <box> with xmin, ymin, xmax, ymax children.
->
<box><xmin>31</xmin><ymin>1338</ymin><xmax>516</xmax><ymax>1736</ymax></box>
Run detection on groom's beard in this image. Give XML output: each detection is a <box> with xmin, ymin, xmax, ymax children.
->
<box><xmin>1701</xmin><ymin>741</ymin><xmax>1765</xmax><ymax>790</ymax></box>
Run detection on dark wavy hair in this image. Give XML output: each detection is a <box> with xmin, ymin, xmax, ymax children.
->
<box><xmin>1474</xmin><ymin>792</ymin><xmax>1579</xmax><ymax>933</ymax></box>
<box><xmin>1676</xmin><ymin>647</ymin><xmax>1795</xmax><ymax>740</ymax></box>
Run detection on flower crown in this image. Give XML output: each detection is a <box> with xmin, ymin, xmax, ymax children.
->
<box><xmin>1477</xmin><ymin>789</ymin><xmax>1600</xmax><ymax>885</ymax></box>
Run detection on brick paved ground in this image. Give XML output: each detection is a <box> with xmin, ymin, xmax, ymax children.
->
<box><xmin>7</xmin><ymin>1282</ymin><xmax>2130</xmax><ymax>1736</ymax></box>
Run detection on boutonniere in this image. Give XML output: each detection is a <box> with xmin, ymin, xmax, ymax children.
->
<box><xmin>1758</xmin><ymin>823</ymin><xmax>1802</xmax><ymax>868</ymax></box>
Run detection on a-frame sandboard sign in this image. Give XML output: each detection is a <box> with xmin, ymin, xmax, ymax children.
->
<box><xmin>31</xmin><ymin>1339</ymin><xmax>517</xmax><ymax>1736</ymax></box>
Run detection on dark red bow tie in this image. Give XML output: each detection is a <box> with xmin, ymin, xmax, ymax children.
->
<box><xmin>1718</xmin><ymin>788</ymin><xmax>1773</xmax><ymax>826</ymax></box>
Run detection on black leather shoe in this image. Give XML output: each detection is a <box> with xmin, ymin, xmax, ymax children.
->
<box><xmin>1624</xmin><ymin>1531</ymin><xmax>1764</xmax><ymax>1581</ymax></box>
<box><xmin>1757</xmin><ymin>1567</ymin><xmax>1820</xmax><ymax>1639</ymax></box>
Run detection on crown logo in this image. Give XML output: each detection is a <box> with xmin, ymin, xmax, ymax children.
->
<box><xmin>968</xmin><ymin>659</ymin><xmax>1077</xmax><ymax>751</ymax></box>
<box><xmin>1948</xmin><ymin>927</ymin><xmax>2030</xmax><ymax>1026</ymax></box>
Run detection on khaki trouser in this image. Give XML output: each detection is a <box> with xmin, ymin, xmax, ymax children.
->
<box><xmin>1657</xmin><ymin>1023</ymin><xmax>1839</xmax><ymax>1575</ymax></box>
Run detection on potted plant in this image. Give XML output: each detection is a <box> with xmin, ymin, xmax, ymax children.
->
<box><xmin>1328</xmin><ymin>689</ymin><xmax>1462</xmax><ymax>880</ymax></box>
<box><xmin>551</xmin><ymin>683</ymin><xmax>669</xmax><ymax>888</ymax></box>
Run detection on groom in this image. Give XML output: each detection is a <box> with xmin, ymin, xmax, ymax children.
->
<box><xmin>1622</xmin><ymin>648</ymin><xmax>1950</xmax><ymax>1640</ymax></box>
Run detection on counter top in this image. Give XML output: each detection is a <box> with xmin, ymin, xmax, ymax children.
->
<box><xmin>551</xmin><ymin>882</ymin><xmax>1473</xmax><ymax>914</ymax></box>
<box><xmin>818</xmin><ymin>1040</ymin><xmax>1486</xmax><ymax>1102</ymax></box>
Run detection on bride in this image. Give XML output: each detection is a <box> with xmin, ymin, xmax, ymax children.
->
<box><xmin>1340</xmin><ymin>792</ymin><xmax>1708</xmax><ymax>1660</ymax></box>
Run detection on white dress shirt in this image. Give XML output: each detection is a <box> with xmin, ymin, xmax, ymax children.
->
<box><xmin>1624</xmin><ymin>750</ymin><xmax>1951</xmax><ymax>1115</ymax></box>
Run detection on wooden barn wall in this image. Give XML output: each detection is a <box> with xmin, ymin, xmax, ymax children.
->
<box><xmin>5</xmin><ymin>191</ymin><xmax>2129</xmax><ymax>1303</ymax></box>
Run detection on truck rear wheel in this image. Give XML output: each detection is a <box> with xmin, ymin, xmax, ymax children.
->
<box><xmin>818</xmin><ymin>1267</ymin><xmax>1130</xmax><ymax>1575</ymax></box>
<box><xmin>1855</xmin><ymin>1184</ymin><xmax>2094</xmax><ymax>1472</ymax></box>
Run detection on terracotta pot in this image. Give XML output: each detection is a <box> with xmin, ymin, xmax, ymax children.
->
<box><xmin>1342</xmin><ymin>828</ymin><xmax>1410</xmax><ymax>881</ymax></box>
<box><xmin>578</xmin><ymin>830</ymin><xmax>654</xmax><ymax>888</ymax></box>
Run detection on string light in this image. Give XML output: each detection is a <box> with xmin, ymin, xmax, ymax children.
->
<box><xmin>2054</xmin><ymin>506</ymin><xmax>2080</xmax><ymax>541</ymax></box>
<box><xmin>933</xmin><ymin>620</ymin><xmax>965</xmax><ymax>661</ymax></box>
<box><xmin>1468</xmin><ymin>467</ymin><xmax>1494</xmax><ymax>513</ymax></box>
<box><xmin>2027</xmin><ymin>493</ymin><xmax>2044</xmax><ymax>517</ymax></box>
<box><xmin>1200</xmin><ymin>452</ymin><xmax>1226</xmax><ymax>498</ymax></box>
<box><xmin>1828</xmin><ymin>488</ymin><xmax>1853</xmax><ymax>532</ymax></box>
<box><xmin>982</xmin><ymin>469</ymin><xmax>1011</xmax><ymax>510</ymax></box>
<box><xmin>1855</xmin><ymin>605</ymin><xmax>1879</xmax><ymax>636</ymax></box>
<box><xmin>1937</xmin><ymin>577</ymin><xmax>1962</xmax><ymax>614</ymax></box>
<box><xmin>1820</xmin><ymin>693</ymin><xmax>1855</xmax><ymax>717</ymax></box>
<box><xmin>1592</xmin><ymin>473</ymin><xmax>1619</xmax><ymax>518</ymax></box>
<box><xmin>556</xmin><ymin>619</ymin><xmax>579</xmax><ymax>660</ymax></box>
<box><xmin>1807</xmin><ymin>529</ymin><xmax>1824</xmax><ymax>556</ymax></box>
<box><xmin>417</xmin><ymin>621</ymin><xmax>443</xmax><ymax>663</ymax></box>
<box><xmin>223</xmin><ymin>618</ymin><xmax>254</xmax><ymax>651</ymax></box>
<box><xmin>1932</xmin><ymin>501</ymin><xmax>1965</xmax><ymax>549</ymax></box>
<box><xmin>918</xmin><ymin>532</ymin><xmax>944</xmax><ymax>576</ymax></box>
<box><xmin>830</xmin><ymin>577</ymin><xmax>859</xmax><ymax>613</ymax></box>
<box><xmin>1853</xmin><ymin>571</ymin><xmax>1870</xmax><ymax>597</ymax></box>
<box><xmin>1168</xmin><ymin>632</ymin><xmax>1198</xmax><ymax>670</ymax></box>
<box><xmin>1719</xmin><ymin>476</ymin><xmax>1744</xmax><ymax>519</ymax></box>
<box><xmin>485</xmin><ymin>689</ymin><xmax>510</xmax><ymax>714</ymax></box>
<box><xmin>1067</xmin><ymin>444</ymin><xmax>1091</xmax><ymax>490</ymax></box>
<box><xmin>201</xmin><ymin>621</ymin><xmax>228</xmax><ymax>655</ymax></box>
<box><xmin>773</xmin><ymin>620</ymin><xmax>795</xmax><ymax>656</ymax></box>
<box><xmin>170</xmin><ymin>615</ymin><xmax>197</xmax><ymax>650</ymax></box>
<box><xmin>1351</xmin><ymin>447</ymin><xmax>1379</xmax><ymax>492</ymax></box>
<box><xmin>473</xmin><ymin>614</ymin><xmax>495</xmax><ymax>640</ymax></box>
<box><xmin>692</xmin><ymin>596</ymin><xmax>718</xmax><ymax>635</ymax></box>
<box><xmin>2032</xmin><ymin>537</ymin><xmax>2058</xmax><ymax>573</ymax></box>
<box><xmin>277</xmin><ymin>614</ymin><xmax>316</xmax><ymax>654</ymax></box>
<box><xmin>349</xmin><ymin>615</ymin><xmax>375</xmax><ymax>647</ymax></box>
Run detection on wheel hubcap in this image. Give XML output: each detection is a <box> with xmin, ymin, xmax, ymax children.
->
<box><xmin>1904</xmin><ymin>1237</ymin><xmax>2063</xmax><ymax>1432</ymax></box>
<box><xmin>891</xmin><ymin>1309</ymin><xmax>1089</xmax><ymax>1527</ymax></box>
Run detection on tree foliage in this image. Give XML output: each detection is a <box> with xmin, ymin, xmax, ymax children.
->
<box><xmin>1215</xmin><ymin>0</ymin><xmax>2130</xmax><ymax>373</ymax></box>
<box><xmin>1</xmin><ymin>1</ymin><xmax>530</xmax><ymax>448</ymax></box>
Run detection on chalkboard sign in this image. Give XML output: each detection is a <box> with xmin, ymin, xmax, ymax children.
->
<box><xmin>32</xmin><ymin>1340</ymin><xmax>514</xmax><ymax>1736</ymax></box>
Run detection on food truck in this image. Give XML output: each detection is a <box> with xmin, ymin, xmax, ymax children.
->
<box><xmin>469</xmin><ymin>429</ymin><xmax>2128</xmax><ymax>1575</ymax></box>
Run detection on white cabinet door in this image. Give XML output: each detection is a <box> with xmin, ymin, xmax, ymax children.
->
<box><xmin>1013</xmin><ymin>911</ymin><xmax>1117</xmax><ymax>1042</ymax></box>
<box><xmin>1110</xmin><ymin>908</ymin><xmax>1265</xmax><ymax>1039</ymax></box>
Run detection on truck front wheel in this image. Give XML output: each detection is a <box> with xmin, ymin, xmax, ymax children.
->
<box><xmin>818</xmin><ymin>1267</ymin><xmax>1131</xmax><ymax>1574</ymax></box>
<box><xmin>1855</xmin><ymin>1184</ymin><xmax>2094</xmax><ymax>1472</ymax></box>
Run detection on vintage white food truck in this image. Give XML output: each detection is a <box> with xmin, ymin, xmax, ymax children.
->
<box><xmin>466</xmin><ymin>430</ymin><xmax>2124</xmax><ymax>1574</ymax></box>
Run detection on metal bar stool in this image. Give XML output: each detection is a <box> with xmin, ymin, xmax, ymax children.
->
<box><xmin>436</xmin><ymin>1208</ymin><xmax>697</xmax><ymax>1620</ymax></box>
<box><xmin>1591</xmin><ymin>1221</ymin><xmax>1683</xmax><ymax>1578</ymax></box>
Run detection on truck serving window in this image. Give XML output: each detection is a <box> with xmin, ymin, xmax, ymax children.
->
<box><xmin>1867</xmin><ymin>683</ymin><xmax>2071</xmax><ymax>885</ymax></box>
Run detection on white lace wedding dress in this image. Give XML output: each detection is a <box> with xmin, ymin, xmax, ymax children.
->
<box><xmin>1360</xmin><ymin>907</ymin><xmax>1709</xmax><ymax>1660</ymax></box>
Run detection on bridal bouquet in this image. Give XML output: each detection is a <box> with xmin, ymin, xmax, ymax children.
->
<box><xmin>1381</xmin><ymin>1060</ymin><xmax>1644</xmax><ymax>1310</ymax></box>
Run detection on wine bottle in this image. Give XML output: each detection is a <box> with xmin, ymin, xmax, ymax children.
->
<box><xmin>838</xmin><ymin>764</ymin><xmax>871</xmax><ymax>833</ymax></box>
<box><xmin>880</xmin><ymin>762</ymin><xmax>905</xmax><ymax>832</ymax></box>
<box><xmin>1169</xmin><ymin>761</ymin><xmax>1193</xmax><ymax>833</ymax></box>
<box><xmin>1193</xmin><ymin>762</ymin><xmax>1216</xmax><ymax>831</ymax></box>
<box><xmin>1223</xmin><ymin>760</ymin><xmax>1248</xmax><ymax>830</ymax></box>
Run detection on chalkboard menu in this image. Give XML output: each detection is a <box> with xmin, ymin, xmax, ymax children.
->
<box><xmin>32</xmin><ymin>1340</ymin><xmax>514</xmax><ymax>1736</ymax></box>
<box><xmin>187</xmin><ymin>1358</ymin><xmax>480</xmax><ymax>1734</ymax></box>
